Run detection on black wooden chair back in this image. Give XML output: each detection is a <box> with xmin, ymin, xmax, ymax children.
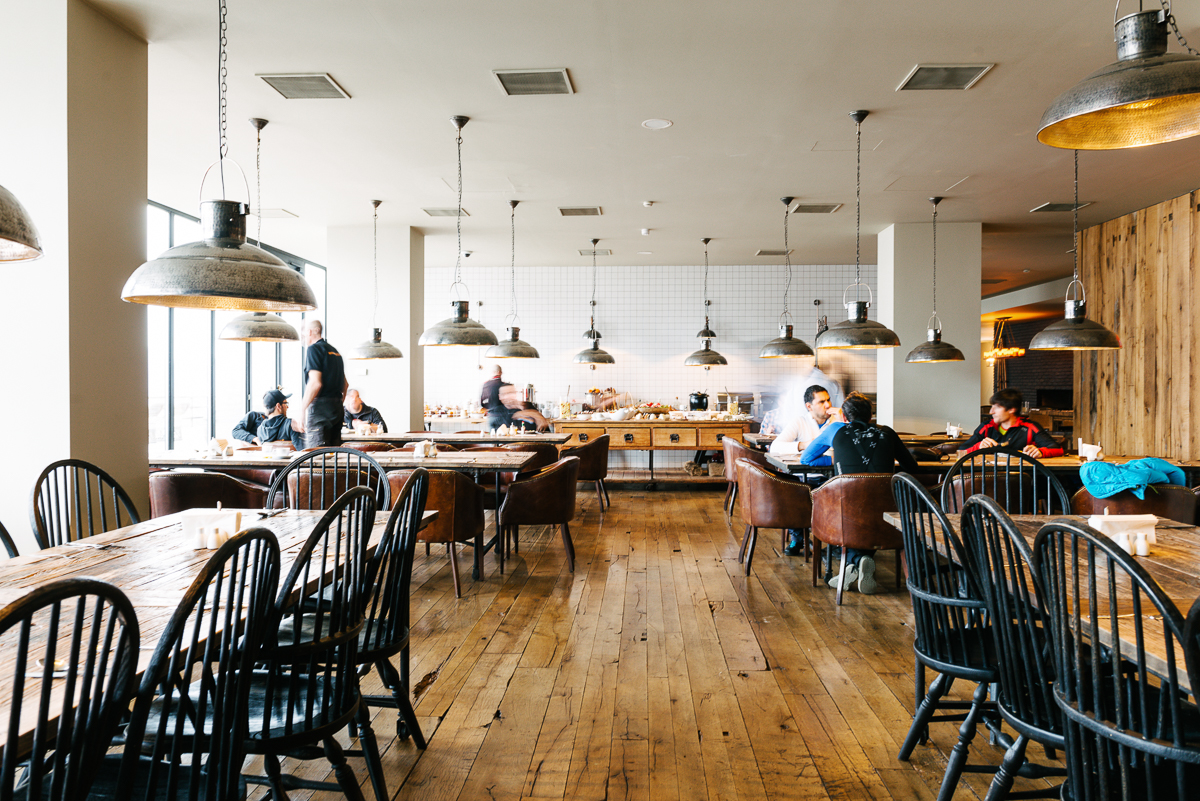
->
<box><xmin>111</xmin><ymin>528</ymin><xmax>280</xmax><ymax>801</ymax></box>
<box><xmin>265</xmin><ymin>446</ymin><xmax>391</xmax><ymax>511</ymax></box>
<box><xmin>940</xmin><ymin>447</ymin><xmax>1070</xmax><ymax>515</ymax></box>
<box><xmin>0</xmin><ymin>578</ymin><xmax>139</xmax><ymax>800</ymax></box>
<box><xmin>0</xmin><ymin>519</ymin><xmax>17</xmax><ymax>558</ymax></box>
<box><xmin>1033</xmin><ymin>519</ymin><xmax>1200</xmax><ymax>799</ymax></box>
<box><xmin>30</xmin><ymin>459</ymin><xmax>141</xmax><ymax>549</ymax></box>
<box><xmin>358</xmin><ymin>468</ymin><xmax>430</xmax><ymax>748</ymax></box>
<box><xmin>1186</xmin><ymin>596</ymin><xmax>1200</xmax><ymax>708</ymax></box>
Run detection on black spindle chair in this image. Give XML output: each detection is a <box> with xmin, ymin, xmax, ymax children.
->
<box><xmin>88</xmin><ymin>528</ymin><xmax>280</xmax><ymax>801</ymax></box>
<box><xmin>0</xmin><ymin>578</ymin><xmax>140</xmax><ymax>800</ymax></box>
<box><xmin>1186</xmin><ymin>596</ymin><xmax>1200</xmax><ymax>708</ymax></box>
<box><xmin>892</xmin><ymin>473</ymin><xmax>1001</xmax><ymax>801</ymax></box>
<box><xmin>29</xmin><ymin>459</ymin><xmax>141</xmax><ymax>549</ymax></box>
<box><xmin>356</xmin><ymin>467</ymin><xmax>430</xmax><ymax>749</ymax></box>
<box><xmin>243</xmin><ymin>486</ymin><xmax>387</xmax><ymax>801</ymax></box>
<box><xmin>266</xmin><ymin>447</ymin><xmax>392</xmax><ymax>511</ymax></box>
<box><xmin>941</xmin><ymin>447</ymin><xmax>1070</xmax><ymax>515</ymax></box>
<box><xmin>0</xmin><ymin>519</ymin><xmax>17</xmax><ymax>558</ymax></box>
<box><xmin>1033</xmin><ymin>519</ymin><xmax>1200</xmax><ymax>800</ymax></box>
<box><xmin>960</xmin><ymin>495</ymin><xmax>1066</xmax><ymax>801</ymax></box>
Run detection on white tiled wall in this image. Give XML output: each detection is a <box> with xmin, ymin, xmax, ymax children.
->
<box><xmin>424</xmin><ymin>262</ymin><xmax>877</xmax><ymax>468</ymax></box>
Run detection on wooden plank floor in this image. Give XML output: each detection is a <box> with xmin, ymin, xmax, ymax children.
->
<box><xmin>245</xmin><ymin>485</ymin><xmax>1063</xmax><ymax>801</ymax></box>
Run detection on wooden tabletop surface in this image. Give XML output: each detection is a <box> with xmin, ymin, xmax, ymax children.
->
<box><xmin>0</xmin><ymin>507</ymin><xmax>438</xmax><ymax>753</ymax></box>
<box><xmin>150</xmin><ymin>450</ymin><xmax>538</xmax><ymax>472</ymax></box>
<box><xmin>767</xmin><ymin>453</ymin><xmax>1195</xmax><ymax>475</ymax></box>
<box><xmin>343</xmin><ymin>431</ymin><xmax>571</xmax><ymax>445</ymax></box>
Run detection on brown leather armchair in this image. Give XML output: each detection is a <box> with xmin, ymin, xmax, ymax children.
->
<box><xmin>811</xmin><ymin>473</ymin><xmax>904</xmax><ymax>604</ymax></box>
<box><xmin>343</xmin><ymin>442</ymin><xmax>397</xmax><ymax>453</ymax></box>
<box><xmin>498</xmin><ymin>456</ymin><xmax>579</xmax><ymax>572</ymax></box>
<box><xmin>559</xmin><ymin>434</ymin><xmax>610</xmax><ymax>509</ymax></box>
<box><xmin>148</xmin><ymin>470</ymin><xmax>268</xmax><ymax>518</ymax></box>
<box><xmin>1072</xmin><ymin>485</ymin><xmax>1197</xmax><ymax>522</ymax></box>
<box><xmin>388</xmin><ymin>469</ymin><xmax>485</xmax><ymax>598</ymax></box>
<box><xmin>734</xmin><ymin>459</ymin><xmax>812</xmax><ymax>575</ymax></box>
<box><xmin>723</xmin><ymin>438</ymin><xmax>774</xmax><ymax>515</ymax></box>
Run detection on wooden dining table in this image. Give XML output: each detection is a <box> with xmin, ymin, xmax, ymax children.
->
<box><xmin>0</xmin><ymin>507</ymin><xmax>438</xmax><ymax>755</ymax></box>
<box><xmin>343</xmin><ymin>431</ymin><xmax>571</xmax><ymax>446</ymax></box>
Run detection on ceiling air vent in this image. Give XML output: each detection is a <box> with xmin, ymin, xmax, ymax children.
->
<box><xmin>791</xmin><ymin>203</ymin><xmax>842</xmax><ymax>214</ymax></box>
<box><xmin>558</xmin><ymin>206</ymin><xmax>602</xmax><ymax>217</ymax></box>
<box><xmin>422</xmin><ymin>208</ymin><xmax>469</xmax><ymax>217</ymax></box>
<box><xmin>1030</xmin><ymin>202</ymin><xmax>1092</xmax><ymax>213</ymax></box>
<box><xmin>493</xmin><ymin>68</ymin><xmax>574</xmax><ymax>96</ymax></box>
<box><xmin>579</xmin><ymin>249</ymin><xmax>612</xmax><ymax>256</ymax></box>
<box><xmin>257</xmin><ymin>73</ymin><xmax>350</xmax><ymax>99</ymax></box>
<box><xmin>756</xmin><ymin>249</ymin><xmax>793</xmax><ymax>257</ymax></box>
<box><xmin>896</xmin><ymin>63</ymin><xmax>994</xmax><ymax>91</ymax></box>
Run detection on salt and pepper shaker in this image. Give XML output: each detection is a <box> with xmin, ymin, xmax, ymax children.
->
<box><xmin>1112</xmin><ymin>531</ymin><xmax>1132</xmax><ymax>555</ymax></box>
<box><xmin>1134</xmin><ymin>530</ymin><xmax>1149</xmax><ymax>556</ymax></box>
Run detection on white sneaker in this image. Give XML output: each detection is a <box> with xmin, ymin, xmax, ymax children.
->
<box><xmin>827</xmin><ymin>563</ymin><xmax>859</xmax><ymax>590</ymax></box>
<box><xmin>857</xmin><ymin>557</ymin><xmax>877</xmax><ymax>595</ymax></box>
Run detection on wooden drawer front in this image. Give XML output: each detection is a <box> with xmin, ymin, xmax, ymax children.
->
<box><xmin>698</xmin><ymin>427</ymin><xmax>743</xmax><ymax>448</ymax></box>
<box><xmin>565</xmin><ymin>427</ymin><xmax>606</xmax><ymax>446</ymax></box>
<box><xmin>652</xmin><ymin>427</ymin><xmax>697</xmax><ymax>448</ymax></box>
<box><xmin>609</xmin><ymin>427</ymin><xmax>651</xmax><ymax>448</ymax></box>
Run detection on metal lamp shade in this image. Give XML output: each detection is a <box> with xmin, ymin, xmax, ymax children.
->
<box><xmin>696</xmin><ymin>324</ymin><xmax>717</xmax><ymax>339</ymax></box>
<box><xmin>758</xmin><ymin>324</ymin><xmax>814</xmax><ymax>358</ymax></box>
<box><xmin>419</xmin><ymin>299</ymin><xmax>498</xmax><ymax>346</ymax></box>
<box><xmin>349</xmin><ymin>327</ymin><xmax>404</xmax><ymax>360</ymax></box>
<box><xmin>685</xmin><ymin>340</ymin><xmax>728</xmax><ymax>366</ymax></box>
<box><xmin>123</xmin><ymin>200</ymin><xmax>317</xmax><ymax>311</ymax></box>
<box><xmin>486</xmin><ymin>327</ymin><xmax>540</xmax><ymax>359</ymax></box>
<box><xmin>0</xmin><ymin>184</ymin><xmax>42</xmax><ymax>261</ymax></box>
<box><xmin>573</xmin><ymin>340</ymin><xmax>614</xmax><ymax>366</ymax></box>
<box><xmin>1028</xmin><ymin>300</ymin><xmax>1121</xmax><ymax>350</ymax></box>
<box><xmin>220</xmin><ymin>312</ymin><xmax>299</xmax><ymax>342</ymax></box>
<box><xmin>815</xmin><ymin>301</ymin><xmax>901</xmax><ymax>350</ymax></box>
<box><xmin>905</xmin><ymin>328</ymin><xmax>965</xmax><ymax>363</ymax></box>
<box><xmin>1038</xmin><ymin>11</ymin><xmax>1200</xmax><ymax>150</ymax></box>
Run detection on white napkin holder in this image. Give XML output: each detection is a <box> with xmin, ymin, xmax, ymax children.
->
<box><xmin>1077</xmin><ymin>439</ymin><xmax>1104</xmax><ymax>461</ymax></box>
<box><xmin>416</xmin><ymin>440</ymin><xmax>438</xmax><ymax>458</ymax></box>
<box><xmin>1087</xmin><ymin>512</ymin><xmax>1156</xmax><ymax>555</ymax></box>
<box><xmin>182</xmin><ymin>509</ymin><xmax>242</xmax><ymax>550</ymax></box>
<box><xmin>208</xmin><ymin>438</ymin><xmax>234</xmax><ymax>458</ymax></box>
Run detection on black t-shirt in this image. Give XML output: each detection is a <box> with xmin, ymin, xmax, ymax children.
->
<box><xmin>305</xmin><ymin>338</ymin><xmax>345</xmax><ymax>399</ymax></box>
<box><xmin>832</xmin><ymin>420</ymin><xmax>920</xmax><ymax>475</ymax></box>
<box><xmin>344</xmin><ymin>404</ymin><xmax>387</xmax><ymax>432</ymax></box>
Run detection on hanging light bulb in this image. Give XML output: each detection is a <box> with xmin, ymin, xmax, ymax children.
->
<box><xmin>122</xmin><ymin>0</ymin><xmax>316</xmax><ymax>312</ymax></box>
<box><xmin>349</xmin><ymin>200</ymin><xmax>403</xmax><ymax>359</ymax></box>
<box><xmin>574</xmin><ymin>239</ymin><xmax>615</xmax><ymax>369</ymax></box>
<box><xmin>983</xmin><ymin>317</ymin><xmax>1025</xmax><ymax>361</ymax></box>
<box><xmin>221</xmin><ymin>119</ymin><xmax>300</xmax><ymax>342</ymax></box>
<box><xmin>815</xmin><ymin>110</ymin><xmax>901</xmax><ymax>350</ymax></box>
<box><xmin>0</xmin><ymin>184</ymin><xmax>42</xmax><ymax>261</ymax></box>
<box><xmin>686</xmin><ymin>238</ymin><xmax>728</xmax><ymax>368</ymax></box>
<box><xmin>905</xmin><ymin>197</ymin><xmax>965</xmax><ymax>363</ymax></box>
<box><xmin>419</xmin><ymin>116</ymin><xmax>498</xmax><ymax>347</ymax></box>
<box><xmin>1038</xmin><ymin>5</ymin><xmax>1200</xmax><ymax>150</ymax></box>
<box><xmin>759</xmin><ymin>199</ymin><xmax>814</xmax><ymax>358</ymax></box>
<box><xmin>1029</xmin><ymin>151</ymin><xmax>1121</xmax><ymax>351</ymax></box>
<box><xmin>486</xmin><ymin>201</ymin><xmax>539</xmax><ymax>359</ymax></box>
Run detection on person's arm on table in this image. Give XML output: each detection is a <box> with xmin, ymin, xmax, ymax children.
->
<box><xmin>769</xmin><ymin>419</ymin><xmax>803</xmax><ymax>455</ymax></box>
<box><xmin>232</xmin><ymin>412</ymin><xmax>261</xmax><ymax>444</ymax></box>
<box><xmin>1023</xmin><ymin>422</ymin><xmax>1064</xmax><ymax>458</ymax></box>
<box><xmin>962</xmin><ymin>421</ymin><xmax>996</xmax><ymax>454</ymax></box>
<box><xmin>799</xmin><ymin>421</ymin><xmax>843</xmax><ymax>466</ymax></box>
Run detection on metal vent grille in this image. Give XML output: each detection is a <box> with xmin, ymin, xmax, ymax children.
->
<box><xmin>493</xmin><ymin>68</ymin><xmax>573</xmax><ymax>95</ymax></box>
<box><xmin>981</xmin><ymin>278</ymin><xmax>1006</xmax><ymax>285</ymax></box>
<box><xmin>422</xmin><ymin>208</ymin><xmax>470</xmax><ymax>217</ymax></box>
<box><xmin>756</xmin><ymin>249</ymin><xmax>793</xmax><ymax>257</ymax></box>
<box><xmin>791</xmin><ymin>203</ymin><xmax>842</xmax><ymax>214</ymax></box>
<box><xmin>579</xmin><ymin>249</ymin><xmax>612</xmax><ymax>256</ymax></box>
<box><xmin>897</xmin><ymin>64</ymin><xmax>993</xmax><ymax>91</ymax></box>
<box><xmin>257</xmin><ymin>73</ymin><xmax>350</xmax><ymax>99</ymax></box>
<box><xmin>559</xmin><ymin>206</ymin><xmax>602</xmax><ymax>216</ymax></box>
<box><xmin>1030</xmin><ymin>202</ymin><xmax>1092</xmax><ymax>213</ymax></box>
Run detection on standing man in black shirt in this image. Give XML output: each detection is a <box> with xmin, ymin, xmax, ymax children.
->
<box><xmin>298</xmin><ymin>319</ymin><xmax>348</xmax><ymax>448</ymax></box>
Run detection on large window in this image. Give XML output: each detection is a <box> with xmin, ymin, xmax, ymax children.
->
<box><xmin>145</xmin><ymin>201</ymin><xmax>329</xmax><ymax>450</ymax></box>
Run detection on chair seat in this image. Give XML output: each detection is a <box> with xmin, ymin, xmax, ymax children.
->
<box><xmin>82</xmin><ymin>756</ymin><xmax>248</xmax><ymax>800</ymax></box>
<box><xmin>914</xmin><ymin>625</ymin><xmax>997</xmax><ymax>679</ymax></box>
<box><xmin>243</xmin><ymin>672</ymin><xmax>355</xmax><ymax>744</ymax></box>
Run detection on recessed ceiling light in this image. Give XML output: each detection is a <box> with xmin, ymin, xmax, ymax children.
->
<box><xmin>1023</xmin><ymin>269</ymin><xmax>1031</xmax><ymax>273</ymax></box>
<box><xmin>642</xmin><ymin>119</ymin><xmax>673</xmax><ymax>130</ymax></box>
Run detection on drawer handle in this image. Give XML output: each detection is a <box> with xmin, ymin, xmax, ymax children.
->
<box><xmin>716</xmin><ymin>433</ymin><xmax>724</xmax><ymax>442</ymax></box>
<box><xmin>624</xmin><ymin>433</ymin><xmax>634</xmax><ymax>443</ymax></box>
<box><xmin>579</xmin><ymin>433</ymin><xmax>589</xmax><ymax>443</ymax></box>
<box><xmin>670</xmin><ymin>433</ymin><xmax>680</xmax><ymax>443</ymax></box>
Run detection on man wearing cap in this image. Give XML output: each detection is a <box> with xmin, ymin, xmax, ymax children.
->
<box><xmin>256</xmin><ymin>389</ymin><xmax>304</xmax><ymax>449</ymax></box>
<box><xmin>298</xmin><ymin>319</ymin><xmax>348</xmax><ymax>448</ymax></box>
<box><xmin>231</xmin><ymin>409</ymin><xmax>266</xmax><ymax>444</ymax></box>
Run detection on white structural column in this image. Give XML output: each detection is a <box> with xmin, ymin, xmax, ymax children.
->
<box><xmin>876</xmin><ymin>221</ymin><xmax>982</xmax><ymax>434</ymax></box>
<box><xmin>0</xmin><ymin>0</ymin><xmax>149</xmax><ymax>551</ymax></box>
<box><xmin>326</xmin><ymin>224</ymin><xmax>424</xmax><ymax>432</ymax></box>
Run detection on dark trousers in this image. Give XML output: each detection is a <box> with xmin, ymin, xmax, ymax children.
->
<box><xmin>305</xmin><ymin>397</ymin><xmax>343</xmax><ymax>448</ymax></box>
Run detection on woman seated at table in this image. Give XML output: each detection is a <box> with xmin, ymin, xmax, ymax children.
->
<box><xmin>961</xmin><ymin>388</ymin><xmax>1063</xmax><ymax>458</ymax></box>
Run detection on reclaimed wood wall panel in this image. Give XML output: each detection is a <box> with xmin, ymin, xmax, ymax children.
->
<box><xmin>1076</xmin><ymin>191</ymin><xmax>1198</xmax><ymax>460</ymax></box>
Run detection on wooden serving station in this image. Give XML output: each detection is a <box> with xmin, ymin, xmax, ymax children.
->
<box><xmin>555</xmin><ymin>418</ymin><xmax>752</xmax><ymax>483</ymax></box>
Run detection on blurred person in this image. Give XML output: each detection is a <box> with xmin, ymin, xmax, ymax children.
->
<box><xmin>297</xmin><ymin>319</ymin><xmax>347</xmax><ymax>448</ymax></box>
<box><xmin>770</xmin><ymin>385</ymin><xmax>835</xmax><ymax>455</ymax></box>
<box><xmin>344</xmin><ymin>389</ymin><xmax>387</xmax><ymax>432</ymax></box>
<box><xmin>962</xmin><ymin>387</ymin><xmax>1063</xmax><ymax>458</ymax></box>
<box><xmin>256</xmin><ymin>389</ymin><xmax>304</xmax><ymax>449</ymax></box>
<box><xmin>480</xmin><ymin>364</ymin><xmax>549</xmax><ymax>432</ymax></box>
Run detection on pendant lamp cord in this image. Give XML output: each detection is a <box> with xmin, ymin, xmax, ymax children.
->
<box><xmin>454</xmin><ymin>128</ymin><xmax>464</xmax><ymax>289</ymax></box>
<box><xmin>255</xmin><ymin>124</ymin><xmax>262</xmax><ymax>243</ymax></box>
<box><xmin>1073</xmin><ymin>149</ymin><xmax>1079</xmax><ymax>285</ymax></box>
<box><xmin>590</xmin><ymin>242</ymin><xmax>598</xmax><ymax>331</ymax></box>
<box><xmin>372</xmin><ymin>201</ymin><xmax>380</xmax><ymax>328</ymax></box>
<box><xmin>855</xmin><ymin>116</ymin><xmax>862</xmax><ymax>302</ymax></box>
<box><xmin>931</xmin><ymin>203</ymin><xmax>938</xmax><ymax>316</ymax></box>
<box><xmin>783</xmin><ymin>202</ymin><xmax>791</xmax><ymax>317</ymax></box>
<box><xmin>509</xmin><ymin>203</ymin><xmax>518</xmax><ymax>322</ymax></box>
<box><xmin>1160</xmin><ymin>1</ymin><xmax>1200</xmax><ymax>55</ymax></box>
<box><xmin>217</xmin><ymin>0</ymin><xmax>228</xmax><ymax>198</ymax></box>
<box><xmin>703</xmin><ymin>239</ymin><xmax>710</xmax><ymax>324</ymax></box>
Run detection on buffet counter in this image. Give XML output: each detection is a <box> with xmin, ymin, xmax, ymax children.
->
<box><xmin>556</xmin><ymin>418</ymin><xmax>752</xmax><ymax>480</ymax></box>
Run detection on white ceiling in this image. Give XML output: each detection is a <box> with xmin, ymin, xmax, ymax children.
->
<box><xmin>91</xmin><ymin>0</ymin><xmax>1200</xmax><ymax>293</ymax></box>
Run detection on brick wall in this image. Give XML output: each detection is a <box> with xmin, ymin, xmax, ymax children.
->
<box><xmin>995</xmin><ymin>319</ymin><xmax>1073</xmax><ymax>408</ymax></box>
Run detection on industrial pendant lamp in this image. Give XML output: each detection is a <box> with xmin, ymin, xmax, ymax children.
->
<box><xmin>686</xmin><ymin>238</ymin><xmax>728</xmax><ymax>368</ymax></box>
<box><xmin>0</xmin><ymin>184</ymin><xmax>42</xmax><ymax>261</ymax></box>
<box><xmin>759</xmin><ymin>199</ymin><xmax>814</xmax><ymax>359</ymax></box>
<box><xmin>486</xmin><ymin>201</ymin><xmax>539</xmax><ymax>359</ymax></box>
<box><xmin>418</xmin><ymin>116</ymin><xmax>498</xmax><ymax>347</ymax></box>
<box><xmin>573</xmin><ymin>239</ymin><xmax>614</xmax><ymax>369</ymax></box>
<box><xmin>221</xmin><ymin>119</ymin><xmax>300</xmax><ymax>342</ymax></box>
<box><xmin>122</xmin><ymin>0</ymin><xmax>316</xmax><ymax>312</ymax></box>
<box><xmin>905</xmin><ymin>197</ymin><xmax>965</xmax><ymax>363</ymax></box>
<box><xmin>349</xmin><ymin>201</ymin><xmax>403</xmax><ymax>360</ymax></box>
<box><xmin>1038</xmin><ymin>4</ymin><xmax>1200</xmax><ymax>149</ymax></box>
<box><xmin>815</xmin><ymin>110</ymin><xmax>901</xmax><ymax>350</ymax></box>
<box><xmin>1030</xmin><ymin>151</ymin><xmax>1122</xmax><ymax>351</ymax></box>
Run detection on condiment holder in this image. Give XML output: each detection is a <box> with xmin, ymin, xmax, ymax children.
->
<box><xmin>1087</xmin><ymin>509</ymin><xmax>1156</xmax><ymax>556</ymax></box>
<box><xmin>182</xmin><ymin>504</ymin><xmax>243</xmax><ymax>550</ymax></box>
<box><xmin>414</xmin><ymin>440</ymin><xmax>438</xmax><ymax>458</ymax></box>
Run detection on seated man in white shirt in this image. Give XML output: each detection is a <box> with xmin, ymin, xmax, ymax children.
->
<box><xmin>769</xmin><ymin>385</ymin><xmax>833</xmax><ymax>455</ymax></box>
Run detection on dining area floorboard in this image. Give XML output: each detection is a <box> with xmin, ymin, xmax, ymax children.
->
<box><xmin>243</xmin><ymin>486</ymin><xmax>1061</xmax><ymax>801</ymax></box>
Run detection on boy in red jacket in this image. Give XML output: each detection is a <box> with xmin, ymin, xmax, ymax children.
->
<box><xmin>962</xmin><ymin>388</ymin><xmax>1064</xmax><ymax>458</ymax></box>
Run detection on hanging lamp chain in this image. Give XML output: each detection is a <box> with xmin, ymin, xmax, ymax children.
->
<box><xmin>590</xmin><ymin>242</ymin><xmax>597</xmax><ymax>329</ymax></box>
<box><xmin>372</xmin><ymin>201</ymin><xmax>379</xmax><ymax>328</ymax></box>
<box><xmin>255</xmin><ymin>124</ymin><xmax>262</xmax><ymax>243</ymax></box>
<box><xmin>1073</xmin><ymin>148</ymin><xmax>1079</xmax><ymax>284</ymax></box>
<box><xmin>454</xmin><ymin>129</ymin><xmax>463</xmax><ymax>288</ymax></box>
<box><xmin>703</xmin><ymin>239</ymin><xmax>710</xmax><ymax>321</ymax></box>
<box><xmin>931</xmin><ymin>204</ymin><xmax>938</xmax><ymax>316</ymax></box>
<box><xmin>509</xmin><ymin>203</ymin><xmax>517</xmax><ymax>321</ymax></box>
<box><xmin>783</xmin><ymin>202</ymin><xmax>791</xmax><ymax>317</ymax></box>
<box><xmin>855</xmin><ymin>117</ymin><xmax>862</xmax><ymax>299</ymax></box>
<box><xmin>1159</xmin><ymin>0</ymin><xmax>1200</xmax><ymax>55</ymax></box>
<box><xmin>217</xmin><ymin>0</ymin><xmax>229</xmax><ymax>198</ymax></box>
